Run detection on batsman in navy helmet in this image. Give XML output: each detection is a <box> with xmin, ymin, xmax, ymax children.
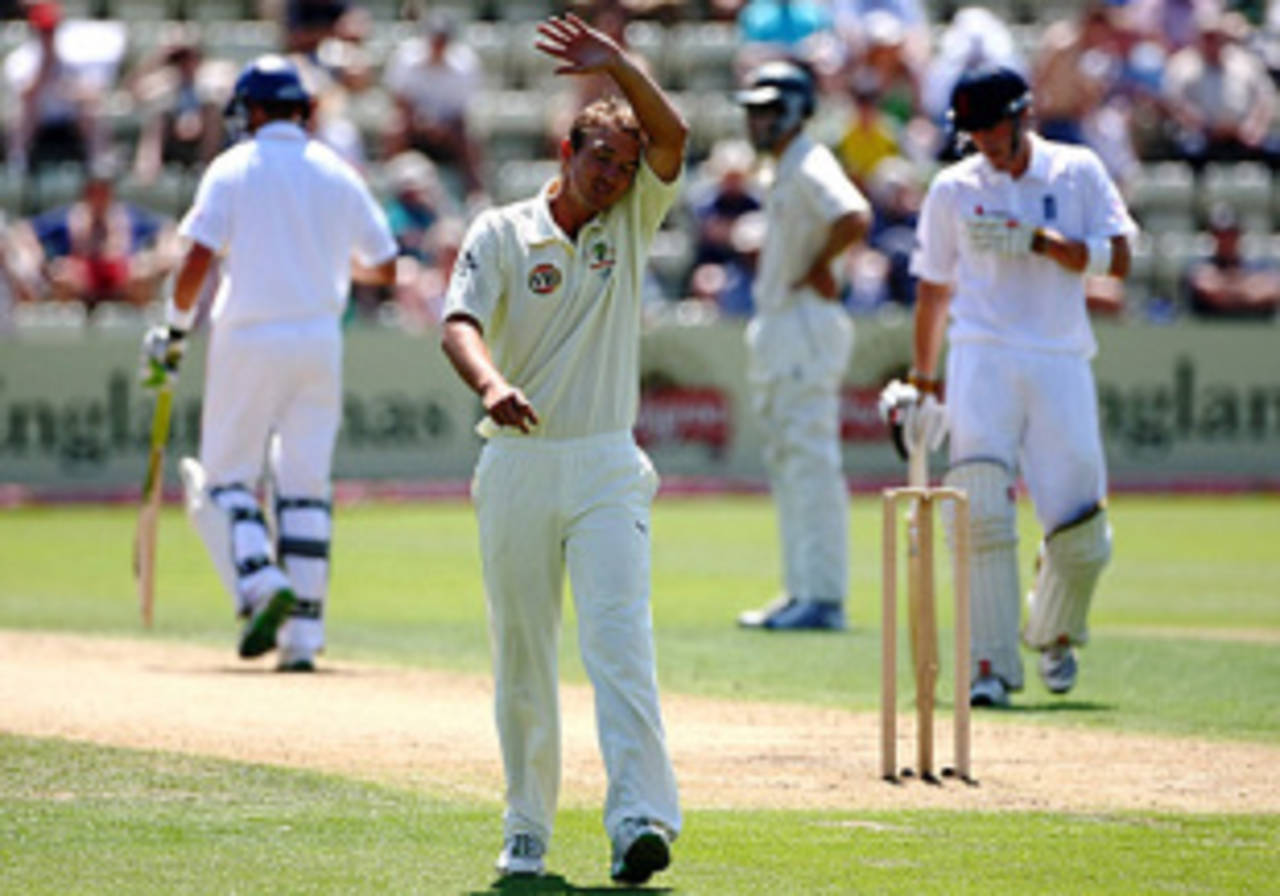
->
<box><xmin>139</xmin><ymin>52</ymin><xmax>397</xmax><ymax>671</ymax></box>
<box><xmin>881</xmin><ymin>61</ymin><xmax>1139</xmax><ymax>707</ymax></box>
<box><xmin>223</xmin><ymin>53</ymin><xmax>312</xmax><ymax>140</ymax></box>
<box><xmin>947</xmin><ymin>65</ymin><xmax>1032</xmax><ymax>160</ymax></box>
<box><xmin>733</xmin><ymin>58</ymin><xmax>871</xmax><ymax>632</ymax></box>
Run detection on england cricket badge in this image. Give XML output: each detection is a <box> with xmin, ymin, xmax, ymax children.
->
<box><xmin>1043</xmin><ymin>194</ymin><xmax>1057</xmax><ymax>221</ymax></box>
<box><xmin>528</xmin><ymin>262</ymin><xmax>562</xmax><ymax>294</ymax></box>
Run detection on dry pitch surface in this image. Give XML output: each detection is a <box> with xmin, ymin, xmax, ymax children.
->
<box><xmin>3</xmin><ymin>630</ymin><xmax>1278</xmax><ymax>814</ymax></box>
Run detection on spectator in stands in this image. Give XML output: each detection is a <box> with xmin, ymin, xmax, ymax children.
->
<box><xmin>126</xmin><ymin>30</ymin><xmax>228</xmax><ymax>184</ymax></box>
<box><xmin>382</xmin><ymin>149</ymin><xmax>455</xmax><ymax>263</ymax></box>
<box><xmin>1127</xmin><ymin>0</ymin><xmax>1222</xmax><ymax>52</ymax></box>
<box><xmin>19</xmin><ymin>162</ymin><xmax>178</xmax><ymax>309</ymax></box>
<box><xmin>394</xmin><ymin>215</ymin><xmax>466</xmax><ymax>330</ymax></box>
<box><xmin>861</xmin><ymin>154</ymin><xmax>923</xmax><ymax>307</ymax></box>
<box><xmin>4</xmin><ymin>1</ymin><xmax>107</xmax><ymax>175</ymax></box>
<box><xmin>382</xmin><ymin>10</ymin><xmax>487</xmax><ymax>205</ymax></box>
<box><xmin>1162</xmin><ymin>10</ymin><xmax>1279</xmax><ymax>170</ymax></box>
<box><xmin>831</xmin><ymin>0</ymin><xmax>931</xmax><ymax>75</ymax></box>
<box><xmin>834</xmin><ymin>68</ymin><xmax>903</xmax><ymax>192</ymax></box>
<box><xmin>687</xmin><ymin>138</ymin><xmax>761</xmax><ymax>268</ymax></box>
<box><xmin>1032</xmin><ymin>4</ymin><xmax>1117</xmax><ymax>146</ymax></box>
<box><xmin>685</xmin><ymin>139</ymin><xmax>762</xmax><ymax>314</ymax></box>
<box><xmin>284</xmin><ymin>0</ymin><xmax>349</xmax><ymax>55</ymax></box>
<box><xmin>1184</xmin><ymin>202</ymin><xmax>1280</xmax><ymax>318</ymax></box>
<box><xmin>736</xmin><ymin>0</ymin><xmax>834</xmax><ymax>72</ymax></box>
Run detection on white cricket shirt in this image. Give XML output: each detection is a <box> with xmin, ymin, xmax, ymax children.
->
<box><xmin>444</xmin><ymin>160</ymin><xmax>681</xmax><ymax>440</ymax></box>
<box><xmin>911</xmin><ymin>132</ymin><xmax>1137</xmax><ymax>358</ymax></box>
<box><xmin>180</xmin><ymin>122</ymin><xmax>397</xmax><ymax>328</ymax></box>
<box><xmin>753</xmin><ymin>132</ymin><xmax>871</xmax><ymax>315</ymax></box>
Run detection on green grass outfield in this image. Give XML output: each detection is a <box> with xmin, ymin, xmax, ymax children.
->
<box><xmin>1</xmin><ymin>494</ymin><xmax>1278</xmax><ymax>893</ymax></box>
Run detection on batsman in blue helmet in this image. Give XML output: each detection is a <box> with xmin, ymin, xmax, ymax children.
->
<box><xmin>223</xmin><ymin>53</ymin><xmax>312</xmax><ymax>141</ymax></box>
<box><xmin>881</xmin><ymin>63</ymin><xmax>1139</xmax><ymax>706</ymax></box>
<box><xmin>138</xmin><ymin>52</ymin><xmax>397</xmax><ymax>671</ymax></box>
<box><xmin>733</xmin><ymin>59</ymin><xmax>872</xmax><ymax>632</ymax></box>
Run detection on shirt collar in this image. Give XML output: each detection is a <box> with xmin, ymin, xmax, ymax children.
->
<box><xmin>520</xmin><ymin>177</ymin><xmax>604</xmax><ymax>249</ymax></box>
<box><xmin>1024</xmin><ymin>132</ymin><xmax>1052</xmax><ymax>182</ymax></box>
<box><xmin>256</xmin><ymin>121</ymin><xmax>308</xmax><ymax>141</ymax></box>
<box><xmin>776</xmin><ymin>130</ymin><xmax>813</xmax><ymax>178</ymax></box>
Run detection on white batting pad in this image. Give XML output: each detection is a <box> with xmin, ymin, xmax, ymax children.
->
<box><xmin>944</xmin><ymin>461</ymin><xmax>1023</xmax><ymax>690</ymax></box>
<box><xmin>180</xmin><ymin>457</ymin><xmax>288</xmax><ymax>616</ymax></box>
<box><xmin>1023</xmin><ymin>508</ymin><xmax>1112</xmax><ymax>649</ymax></box>
<box><xmin>275</xmin><ymin>496</ymin><xmax>332</xmax><ymax>657</ymax></box>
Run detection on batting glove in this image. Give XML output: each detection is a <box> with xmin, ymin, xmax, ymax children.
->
<box><xmin>139</xmin><ymin>324</ymin><xmax>187</xmax><ymax>390</ymax></box>
<box><xmin>878</xmin><ymin>379</ymin><xmax>921</xmax><ymax>461</ymax></box>
<box><xmin>905</xmin><ymin>393</ymin><xmax>948</xmax><ymax>455</ymax></box>
<box><xmin>966</xmin><ymin>216</ymin><xmax>1036</xmax><ymax>257</ymax></box>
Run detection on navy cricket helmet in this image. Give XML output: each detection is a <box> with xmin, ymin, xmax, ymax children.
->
<box><xmin>735</xmin><ymin>59</ymin><xmax>817</xmax><ymax>119</ymax></box>
<box><xmin>225</xmin><ymin>54</ymin><xmax>310</xmax><ymax>119</ymax></box>
<box><xmin>948</xmin><ymin>66</ymin><xmax>1031</xmax><ymax>132</ymax></box>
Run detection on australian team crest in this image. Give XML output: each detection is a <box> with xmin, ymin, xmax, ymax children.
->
<box><xmin>588</xmin><ymin>239</ymin><xmax>616</xmax><ymax>273</ymax></box>
<box><xmin>528</xmin><ymin>262</ymin><xmax>562</xmax><ymax>294</ymax></box>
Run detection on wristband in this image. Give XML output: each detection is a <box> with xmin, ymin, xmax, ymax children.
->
<box><xmin>1085</xmin><ymin>236</ymin><xmax>1113</xmax><ymax>276</ymax></box>
<box><xmin>165</xmin><ymin>296</ymin><xmax>197</xmax><ymax>332</ymax></box>
<box><xmin>907</xmin><ymin>369</ymin><xmax>941</xmax><ymax>397</ymax></box>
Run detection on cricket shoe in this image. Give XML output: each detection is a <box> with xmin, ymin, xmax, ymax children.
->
<box><xmin>1038</xmin><ymin>639</ymin><xmax>1078</xmax><ymax>694</ymax></box>
<box><xmin>969</xmin><ymin>675</ymin><xmax>1010</xmax><ymax>708</ymax></box>
<box><xmin>276</xmin><ymin>646</ymin><xmax>315</xmax><ymax>673</ymax></box>
<box><xmin>495</xmin><ymin>833</ymin><xmax>545</xmax><ymax>877</ymax></box>
<box><xmin>238</xmin><ymin>587</ymin><xmax>296</xmax><ymax>659</ymax></box>
<box><xmin>737</xmin><ymin>597</ymin><xmax>846</xmax><ymax>631</ymax></box>
<box><xmin>610</xmin><ymin>818</ymin><xmax>671</xmax><ymax>885</ymax></box>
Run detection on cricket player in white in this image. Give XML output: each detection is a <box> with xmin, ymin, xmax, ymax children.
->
<box><xmin>892</xmin><ymin>66</ymin><xmax>1137</xmax><ymax>706</ymax></box>
<box><xmin>439</xmin><ymin>15</ymin><xmax>685</xmax><ymax>885</ymax></box>
<box><xmin>139</xmin><ymin>55</ymin><xmax>396</xmax><ymax>670</ymax></box>
<box><xmin>733</xmin><ymin>60</ymin><xmax>871</xmax><ymax>632</ymax></box>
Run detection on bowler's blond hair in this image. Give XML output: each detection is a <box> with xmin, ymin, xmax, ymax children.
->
<box><xmin>568</xmin><ymin>96</ymin><xmax>643</xmax><ymax>152</ymax></box>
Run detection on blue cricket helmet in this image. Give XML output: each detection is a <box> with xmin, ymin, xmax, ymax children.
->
<box><xmin>225</xmin><ymin>54</ymin><xmax>310</xmax><ymax>119</ymax></box>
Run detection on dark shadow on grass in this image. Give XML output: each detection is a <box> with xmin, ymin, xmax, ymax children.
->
<box><xmin>972</xmin><ymin>700</ymin><xmax>1117</xmax><ymax>714</ymax></box>
<box><xmin>467</xmin><ymin>874</ymin><xmax>672</xmax><ymax>895</ymax></box>
<box><xmin>151</xmin><ymin>664</ymin><xmax>347</xmax><ymax>677</ymax></box>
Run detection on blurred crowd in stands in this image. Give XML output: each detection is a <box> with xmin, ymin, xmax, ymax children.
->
<box><xmin>3</xmin><ymin>0</ymin><xmax>1280</xmax><ymax>333</ymax></box>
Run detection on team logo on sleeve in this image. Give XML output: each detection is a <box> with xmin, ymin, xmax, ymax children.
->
<box><xmin>528</xmin><ymin>262</ymin><xmax>562</xmax><ymax>294</ymax></box>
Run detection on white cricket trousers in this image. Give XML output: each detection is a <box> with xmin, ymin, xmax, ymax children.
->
<box><xmin>200</xmin><ymin>316</ymin><xmax>340</xmax><ymax>653</ymax></box>
<box><xmin>470</xmin><ymin>430</ymin><xmax>681</xmax><ymax>845</ymax></box>
<box><xmin>200</xmin><ymin>316</ymin><xmax>341</xmax><ymax>495</ymax></box>
<box><xmin>946</xmin><ymin>342</ymin><xmax>1107</xmax><ymax>531</ymax></box>
<box><xmin>747</xmin><ymin>298</ymin><xmax>853</xmax><ymax>603</ymax></box>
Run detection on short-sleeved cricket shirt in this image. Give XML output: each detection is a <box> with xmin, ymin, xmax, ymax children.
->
<box><xmin>180</xmin><ymin>122</ymin><xmax>397</xmax><ymax>328</ymax></box>
<box><xmin>911</xmin><ymin>132</ymin><xmax>1138</xmax><ymax>358</ymax></box>
<box><xmin>444</xmin><ymin>160</ymin><xmax>681</xmax><ymax>440</ymax></box>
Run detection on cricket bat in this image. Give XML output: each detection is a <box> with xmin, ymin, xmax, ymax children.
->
<box><xmin>133</xmin><ymin>386</ymin><xmax>174</xmax><ymax>628</ymax></box>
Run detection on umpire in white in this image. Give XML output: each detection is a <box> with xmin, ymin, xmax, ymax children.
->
<box><xmin>889</xmin><ymin>66</ymin><xmax>1137</xmax><ymax>706</ymax></box>
<box><xmin>440</xmin><ymin>13</ymin><xmax>685</xmax><ymax>887</ymax></box>
<box><xmin>733</xmin><ymin>60</ymin><xmax>871</xmax><ymax>632</ymax></box>
<box><xmin>139</xmin><ymin>55</ymin><xmax>397</xmax><ymax>670</ymax></box>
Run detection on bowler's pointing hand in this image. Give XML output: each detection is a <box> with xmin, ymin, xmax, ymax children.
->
<box><xmin>483</xmin><ymin>384</ymin><xmax>540</xmax><ymax>434</ymax></box>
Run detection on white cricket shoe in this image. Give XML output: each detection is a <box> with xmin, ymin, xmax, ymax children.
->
<box><xmin>610</xmin><ymin>817</ymin><xmax>671</xmax><ymax>885</ymax></box>
<box><xmin>969</xmin><ymin>675</ymin><xmax>1010</xmax><ymax>708</ymax></box>
<box><xmin>1039</xmin><ymin>641</ymin><xmax>1078</xmax><ymax>694</ymax></box>
<box><xmin>495</xmin><ymin>833</ymin><xmax>545</xmax><ymax>877</ymax></box>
